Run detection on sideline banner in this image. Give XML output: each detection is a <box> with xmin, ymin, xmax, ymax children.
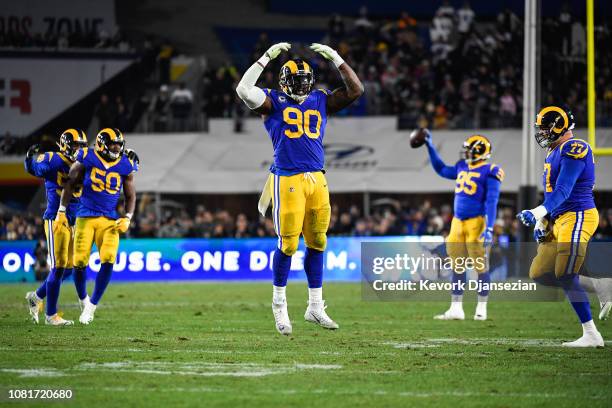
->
<box><xmin>0</xmin><ymin>236</ymin><xmax>432</xmax><ymax>283</ymax></box>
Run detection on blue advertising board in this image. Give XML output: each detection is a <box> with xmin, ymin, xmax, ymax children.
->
<box><xmin>0</xmin><ymin>236</ymin><xmax>434</xmax><ymax>283</ymax></box>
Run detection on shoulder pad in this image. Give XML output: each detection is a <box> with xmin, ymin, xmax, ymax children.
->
<box><xmin>489</xmin><ymin>163</ymin><xmax>505</xmax><ymax>181</ymax></box>
<box><xmin>561</xmin><ymin>139</ymin><xmax>590</xmax><ymax>160</ymax></box>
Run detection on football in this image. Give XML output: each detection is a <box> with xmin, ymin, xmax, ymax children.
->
<box><xmin>409</xmin><ymin>127</ymin><xmax>429</xmax><ymax>148</ymax></box>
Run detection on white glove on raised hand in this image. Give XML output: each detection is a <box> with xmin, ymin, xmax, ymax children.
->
<box><xmin>310</xmin><ymin>43</ymin><xmax>344</xmax><ymax>68</ymax></box>
<box><xmin>259</xmin><ymin>42</ymin><xmax>291</xmax><ymax>65</ymax></box>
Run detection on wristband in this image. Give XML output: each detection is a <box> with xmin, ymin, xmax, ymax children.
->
<box><xmin>58</xmin><ymin>205</ymin><xmax>66</xmax><ymax>213</ymax></box>
<box><xmin>125</xmin><ymin>213</ymin><xmax>133</xmax><ymax>220</ymax></box>
<box><xmin>257</xmin><ymin>54</ymin><xmax>271</xmax><ymax>67</ymax></box>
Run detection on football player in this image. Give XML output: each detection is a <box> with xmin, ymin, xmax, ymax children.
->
<box><xmin>236</xmin><ymin>42</ymin><xmax>363</xmax><ymax>335</ymax></box>
<box><xmin>518</xmin><ymin>105</ymin><xmax>611</xmax><ymax>347</ymax></box>
<box><xmin>423</xmin><ymin>131</ymin><xmax>503</xmax><ymax>321</ymax></box>
<box><xmin>24</xmin><ymin>129</ymin><xmax>87</xmax><ymax>325</ymax></box>
<box><xmin>57</xmin><ymin>128</ymin><xmax>138</xmax><ymax>325</ymax></box>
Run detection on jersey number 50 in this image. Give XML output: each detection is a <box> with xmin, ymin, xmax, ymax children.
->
<box><xmin>283</xmin><ymin>107</ymin><xmax>322</xmax><ymax>139</ymax></box>
<box><xmin>90</xmin><ymin>168</ymin><xmax>121</xmax><ymax>194</ymax></box>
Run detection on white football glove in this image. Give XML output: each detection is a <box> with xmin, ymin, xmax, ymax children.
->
<box><xmin>310</xmin><ymin>43</ymin><xmax>344</xmax><ymax>68</ymax></box>
<box><xmin>260</xmin><ymin>42</ymin><xmax>291</xmax><ymax>65</ymax></box>
<box><xmin>533</xmin><ymin>218</ymin><xmax>549</xmax><ymax>243</ymax></box>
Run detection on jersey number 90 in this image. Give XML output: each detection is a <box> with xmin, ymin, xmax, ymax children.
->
<box><xmin>283</xmin><ymin>107</ymin><xmax>322</xmax><ymax>139</ymax></box>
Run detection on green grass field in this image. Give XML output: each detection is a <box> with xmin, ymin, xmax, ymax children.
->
<box><xmin>0</xmin><ymin>282</ymin><xmax>610</xmax><ymax>407</ymax></box>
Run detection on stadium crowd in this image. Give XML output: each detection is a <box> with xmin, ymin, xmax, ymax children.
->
<box><xmin>3</xmin><ymin>201</ymin><xmax>612</xmax><ymax>241</ymax></box>
<box><xmin>195</xmin><ymin>3</ymin><xmax>611</xmax><ymax>129</ymax></box>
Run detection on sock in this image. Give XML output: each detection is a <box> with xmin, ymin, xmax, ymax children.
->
<box><xmin>477</xmin><ymin>295</ymin><xmax>489</xmax><ymax>304</ymax></box>
<box><xmin>477</xmin><ymin>272</ymin><xmax>491</xmax><ymax>297</ymax></box>
<box><xmin>559</xmin><ymin>274</ymin><xmax>592</xmax><ymax>323</ymax></box>
<box><xmin>452</xmin><ymin>271</ymin><xmax>466</xmax><ymax>296</ymax></box>
<box><xmin>73</xmin><ymin>267</ymin><xmax>88</xmax><ymax>300</ymax></box>
<box><xmin>582</xmin><ymin>319</ymin><xmax>598</xmax><ymax>335</ymax></box>
<box><xmin>273</xmin><ymin>285</ymin><xmax>286</xmax><ymax>304</ymax></box>
<box><xmin>91</xmin><ymin>263</ymin><xmax>113</xmax><ymax>305</ymax></box>
<box><xmin>272</xmin><ymin>248</ymin><xmax>291</xmax><ymax>287</ymax></box>
<box><xmin>309</xmin><ymin>287</ymin><xmax>323</xmax><ymax>304</ymax></box>
<box><xmin>451</xmin><ymin>294</ymin><xmax>463</xmax><ymax>303</ymax></box>
<box><xmin>304</xmin><ymin>248</ymin><xmax>323</xmax><ymax>289</ymax></box>
<box><xmin>35</xmin><ymin>280</ymin><xmax>47</xmax><ymax>299</ymax></box>
<box><xmin>45</xmin><ymin>268</ymin><xmax>65</xmax><ymax>316</ymax></box>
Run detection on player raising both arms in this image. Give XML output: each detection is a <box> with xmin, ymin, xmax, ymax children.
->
<box><xmin>57</xmin><ymin>128</ymin><xmax>139</xmax><ymax>325</ymax></box>
<box><xmin>422</xmin><ymin>131</ymin><xmax>503</xmax><ymax>321</ymax></box>
<box><xmin>518</xmin><ymin>106</ymin><xmax>611</xmax><ymax>347</ymax></box>
<box><xmin>24</xmin><ymin>129</ymin><xmax>87</xmax><ymax>325</ymax></box>
<box><xmin>236</xmin><ymin>42</ymin><xmax>364</xmax><ymax>335</ymax></box>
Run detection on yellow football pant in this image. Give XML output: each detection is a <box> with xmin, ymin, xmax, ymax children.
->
<box><xmin>269</xmin><ymin>172</ymin><xmax>331</xmax><ymax>256</ymax></box>
<box><xmin>446</xmin><ymin>215</ymin><xmax>487</xmax><ymax>274</ymax></box>
<box><xmin>43</xmin><ymin>219</ymin><xmax>74</xmax><ymax>269</ymax></box>
<box><xmin>73</xmin><ymin>217</ymin><xmax>120</xmax><ymax>268</ymax></box>
<box><xmin>530</xmin><ymin>208</ymin><xmax>599</xmax><ymax>279</ymax></box>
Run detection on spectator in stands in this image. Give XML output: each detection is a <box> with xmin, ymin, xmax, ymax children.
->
<box><xmin>94</xmin><ymin>93</ymin><xmax>117</xmax><ymax>129</ymax></box>
<box><xmin>457</xmin><ymin>2</ymin><xmax>475</xmax><ymax>35</ymax></box>
<box><xmin>115</xmin><ymin>96</ymin><xmax>130</xmax><ymax>130</ymax></box>
<box><xmin>149</xmin><ymin>84</ymin><xmax>171</xmax><ymax>132</ymax></box>
<box><xmin>170</xmin><ymin>82</ymin><xmax>194</xmax><ymax>131</ymax></box>
<box><xmin>499</xmin><ymin>88</ymin><xmax>517</xmax><ymax>127</ymax></box>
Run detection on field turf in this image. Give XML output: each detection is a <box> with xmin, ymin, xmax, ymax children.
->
<box><xmin>0</xmin><ymin>282</ymin><xmax>610</xmax><ymax>407</ymax></box>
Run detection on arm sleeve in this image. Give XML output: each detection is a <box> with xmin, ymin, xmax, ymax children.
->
<box><xmin>24</xmin><ymin>153</ymin><xmax>53</xmax><ymax>178</ymax></box>
<box><xmin>542</xmin><ymin>157</ymin><xmax>585</xmax><ymax>213</ymax></box>
<box><xmin>484</xmin><ymin>177</ymin><xmax>501</xmax><ymax>230</ymax></box>
<box><xmin>425</xmin><ymin>141</ymin><xmax>457</xmax><ymax>180</ymax></box>
<box><xmin>235</xmin><ymin>62</ymin><xmax>267</xmax><ymax>109</ymax></box>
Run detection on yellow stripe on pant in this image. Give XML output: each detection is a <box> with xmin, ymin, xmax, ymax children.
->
<box><xmin>529</xmin><ymin>208</ymin><xmax>599</xmax><ymax>279</ymax></box>
<box><xmin>445</xmin><ymin>215</ymin><xmax>487</xmax><ymax>274</ymax></box>
<box><xmin>43</xmin><ymin>219</ymin><xmax>74</xmax><ymax>269</ymax></box>
<box><xmin>73</xmin><ymin>217</ymin><xmax>120</xmax><ymax>268</ymax></box>
<box><xmin>269</xmin><ymin>171</ymin><xmax>331</xmax><ymax>256</ymax></box>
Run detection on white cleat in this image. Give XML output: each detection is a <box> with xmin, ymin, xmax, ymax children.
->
<box><xmin>25</xmin><ymin>291</ymin><xmax>43</xmax><ymax>324</ymax></box>
<box><xmin>434</xmin><ymin>308</ymin><xmax>465</xmax><ymax>320</ymax></box>
<box><xmin>79</xmin><ymin>300</ymin><xmax>96</xmax><ymax>325</ymax></box>
<box><xmin>45</xmin><ymin>314</ymin><xmax>74</xmax><ymax>326</ymax></box>
<box><xmin>474</xmin><ymin>303</ymin><xmax>488</xmax><ymax>321</ymax></box>
<box><xmin>599</xmin><ymin>301</ymin><xmax>611</xmax><ymax>321</ymax></box>
<box><xmin>272</xmin><ymin>301</ymin><xmax>292</xmax><ymax>335</ymax></box>
<box><xmin>562</xmin><ymin>331</ymin><xmax>604</xmax><ymax>348</ymax></box>
<box><xmin>304</xmin><ymin>300</ymin><xmax>339</xmax><ymax>330</ymax></box>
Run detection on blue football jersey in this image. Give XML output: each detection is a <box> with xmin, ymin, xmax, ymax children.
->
<box><xmin>263</xmin><ymin>88</ymin><xmax>329</xmax><ymax>175</ymax></box>
<box><xmin>76</xmin><ymin>148</ymin><xmax>138</xmax><ymax>219</ymax></box>
<box><xmin>544</xmin><ymin>138</ymin><xmax>595</xmax><ymax>219</ymax></box>
<box><xmin>453</xmin><ymin>161</ymin><xmax>504</xmax><ymax>220</ymax></box>
<box><xmin>24</xmin><ymin>152</ymin><xmax>80</xmax><ymax>224</ymax></box>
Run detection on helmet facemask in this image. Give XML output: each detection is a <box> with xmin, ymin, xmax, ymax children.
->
<box><xmin>279</xmin><ymin>62</ymin><xmax>314</xmax><ymax>103</ymax></box>
<box><xmin>58</xmin><ymin>130</ymin><xmax>87</xmax><ymax>161</ymax></box>
<box><xmin>96</xmin><ymin>128</ymin><xmax>125</xmax><ymax>161</ymax></box>
<box><xmin>461</xmin><ymin>138</ymin><xmax>491</xmax><ymax>164</ymax></box>
<box><xmin>534</xmin><ymin>106</ymin><xmax>575</xmax><ymax>149</ymax></box>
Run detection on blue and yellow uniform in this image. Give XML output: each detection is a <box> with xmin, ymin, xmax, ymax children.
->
<box><xmin>73</xmin><ymin>147</ymin><xmax>138</xmax><ymax>268</ymax></box>
<box><xmin>426</xmin><ymin>135</ymin><xmax>504</xmax><ymax>272</ymax></box>
<box><xmin>25</xmin><ymin>151</ymin><xmax>81</xmax><ymax>269</ymax></box>
<box><xmin>530</xmin><ymin>138</ymin><xmax>597</xmax><ymax>279</ymax></box>
<box><xmin>260</xmin><ymin>83</ymin><xmax>331</xmax><ymax>256</ymax></box>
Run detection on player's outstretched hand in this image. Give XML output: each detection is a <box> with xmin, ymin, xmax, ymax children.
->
<box><xmin>516</xmin><ymin>210</ymin><xmax>536</xmax><ymax>226</ymax></box>
<box><xmin>26</xmin><ymin>144</ymin><xmax>40</xmax><ymax>160</ymax></box>
<box><xmin>115</xmin><ymin>217</ymin><xmax>131</xmax><ymax>233</ymax></box>
<box><xmin>480</xmin><ymin>227</ymin><xmax>494</xmax><ymax>247</ymax></box>
<box><xmin>264</xmin><ymin>43</ymin><xmax>291</xmax><ymax>61</ymax></box>
<box><xmin>310</xmin><ymin>43</ymin><xmax>344</xmax><ymax>67</ymax></box>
